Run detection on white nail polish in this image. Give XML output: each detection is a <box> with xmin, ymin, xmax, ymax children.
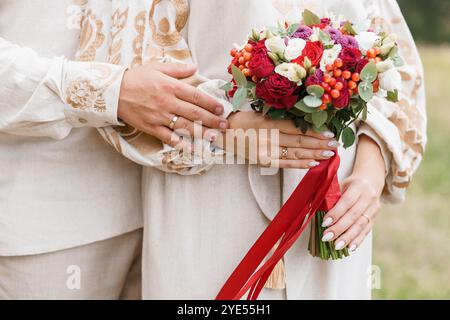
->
<box><xmin>322</xmin><ymin>232</ymin><xmax>334</xmax><ymax>242</ymax></box>
<box><xmin>335</xmin><ymin>240</ymin><xmax>346</xmax><ymax>251</ymax></box>
<box><xmin>309</xmin><ymin>161</ymin><xmax>320</xmax><ymax>167</ymax></box>
<box><xmin>322</xmin><ymin>217</ymin><xmax>333</xmax><ymax>227</ymax></box>
<box><xmin>322</xmin><ymin>151</ymin><xmax>335</xmax><ymax>158</ymax></box>
<box><xmin>328</xmin><ymin>140</ymin><xmax>340</xmax><ymax>148</ymax></box>
<box><xmin>323</xmin><ymin>131</ymin><xmax>335</xmax><ymax>138</ymax></box>
<box><xmin>349</xmin><ymin>244</ymin><xmax>357</xmax><ymax>252</ymax></box>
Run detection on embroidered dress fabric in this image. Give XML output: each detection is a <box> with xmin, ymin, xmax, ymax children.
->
<box><xmin>80</xmin><ymin>0</ymin><xmax>426</xmax><ymax>202</ymax></box>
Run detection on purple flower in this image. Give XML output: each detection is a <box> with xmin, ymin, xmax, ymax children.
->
<box><xmin>325</xmin><ymin>27</ymin><xmax>342</xmax><ymax>42</ymax></box>
<box><xmin>292</xmin><ymin>26</ymin><xmax>313</xmax><ymax>40</ymax></box>
<box><xmin>335</xmin><ymin>35</ymin><xmax>359</xmax><ymax>49</ymax></box>
<box><xmin>306</xmin><ymin>68</ymin><xmax>324</xmax><ymax>86</ymax></box>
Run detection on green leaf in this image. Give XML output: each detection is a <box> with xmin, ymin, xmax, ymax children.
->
<box><xmin>262</xmin><ymin>105</ymin><xmax>271</xmax><ymax>116</ymax></box>
<box><xmin>342</xmin><ymin>127</ymin><xmax>356</xmax><ymax>148</ymax></box>
<box><xmin>343</xmin><ymin>21</ymin><xmax>357</xmax><ymax>36</ymax></box>
<box><xmin>312</xmin><ymin>111</ymin><xmax>328</xmax><ymax>128</ymax></box>
<box><xmin>232</xmin><ymin>86</ymin><xmax>247</xmax><ymax>110</ymax></box>
<box><xmin>302</xmin><ymin>9</ymin><xmax>321</xmax><ymax>26</ymax></box>
<box><xmin>358</xmin><ymin>81</ymin><xmax>374</xmax><ymax>102</ymax></box>
<box><xmin>268</xmin><ymin>109</ymin><xmax>286</xmax><ymax>119</ymax></box>
<box><xmin>362</xmin><ymin>105</ymin><xmax>368</xmax><ymax>122</ymax></box>
<box><xmin>294</xmin><ymin>118</ymin><xmax>309</xmax><ymax>134</ymax></box>
<box><xmin>250</xmin><ymin>29</ymin><xmax>261</xmax><ymax>42</ymax></box>
<box><xmin>360</xmin><ymin>61</ymin><xmax>378</xmax><ymax>83</ymax></box>
<box><xmin>387</xmin><ymin>90</ymin><xmax>399</xmax><ymax>103</ymax></box>
<box><xmin>306</xmin><ymin>85</ymin><xmax>325</xmax><ymax>98</ymax></box>
<box><xmin>231</xmin><ymin>65</ymin><xmax>247</xmax><ymax>87</ymax></box>
<box><xmin>304</xmin><ymin>95</ymin><xmax>323</xmax><ymax>108</ymax></box>
<box><xmin>319</xmin><ymin>29</ymin><xmax>332</xmax><ymax>44</ymax></box>
<box><xmin>220</xmin><ymin>82</ymin><xmax>233</xmax><ymax>93</ymax></box>
<box><xmin>287</xmin><ymin>23</ymin><xmax>300</xmax><ymax>36</ymax></box>
<box><xmin>268</xmin><ymin>52</ymin><xmax>281</xmax><ymax>65</ymax></box>
<box><xmin>294</xmin><ymin>100</ymin><xmax>316</xmax><ymax>113</ymax></box>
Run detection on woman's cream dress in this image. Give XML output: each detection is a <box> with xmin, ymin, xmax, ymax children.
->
<box><xmin>77</xmin><ymin>0</ymin><xmax>426</xmax><ymax>299</ymax></box>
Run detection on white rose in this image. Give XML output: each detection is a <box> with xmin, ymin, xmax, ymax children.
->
<box><xmin>275</xmin><ymin>63</ymin><xmax>306</xmax><ymax>83</ymax></box>
<box><xmin>376</xmin><ymin>58</ymin><xmax>395</xmax><ymax>73</ymax></box>
<box><xmin>285</xmin><ymin>38</ymin><xmax>306</xmax><ymax>61</ymax></box>
<box><xmin>265</xmin><ymin>36</ymin><xmax>286</xmax><ymax>55</ymax></box>
<box><xmin>320</xmin><ymin>44</ymin><xmax>342</xmax><ymax>71</ymax></box>
<box><xmin>379</xmin><ymin>68</ymin><xmax>402</xmax><ymax>92</ymax></box>
<box><xmin>355</xmin><ymin>32</ymin><xmax>380</xmax><ymax>52</ymax></box>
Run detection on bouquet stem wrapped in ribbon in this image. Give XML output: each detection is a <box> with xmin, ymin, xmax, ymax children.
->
<box><xmin>217</xmin><ymin>9</ymin><xmax>403</xmax><ymax>300</ymax></box>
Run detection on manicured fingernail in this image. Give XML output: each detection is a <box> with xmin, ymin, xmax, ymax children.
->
<box><xmin>322</xmin><ymin>232</ymin><xmax>334</xmax><ymax>242</ymax></box>
<box><xmin>323</xmin><ymin>131</ymin><xmax>335</xmax><ymax>138</ymax></box>
<box><xmin>309</xmin><ymin>161</ymin><xmax>320</xmax><ymax>167</ymax></box>
<box><xmin>215</xmin><ymin>106</ymin><xmax>223</xmax><ymax>115</ymax></box>
<box><xmin>322</xmin><ymin>151</ymin><xmax>335</xmax><ymax>158</ymax></box>
<box><xmin>328</xmin><ymin>140</ymin><xmax>340</xmax><ymax>148</ymax></box>
<box><xmin>335</xmin><ymin>240</ymin><xmax>346</xmax><ymax>251</ymax></box>
<box><xmin>349</xmin><ymin>244</ymin><xmax>357</xmax><ymax>252</ymax></box>
<box><xmin>219</xmin><ymin>121</ymin><xmax>228</xmax><ymax>130</ymax></box>
<box><xmin>322</xmin><ymin>217</ymin><xmax>333</xmax><ymax>227</ymax></box>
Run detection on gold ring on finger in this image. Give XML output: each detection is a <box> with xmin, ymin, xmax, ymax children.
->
<box><xmin>281</xmin><ymin>147</ymin><xmax>289</xmax><ymax>160</ymax></box>
<box><xmin>169</xmin><ymin>115</ymin><xmax>179</xmax><ymax>130</ymax></box>
<box><xmin>362</xmin><ymin>214</ymin><xmax>371</xmax><ymax>224</ymax></box>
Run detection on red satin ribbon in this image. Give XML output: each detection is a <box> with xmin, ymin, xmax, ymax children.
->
<box><xmin>216</xmin><ymin>155</ymin><xmax>341</xmax><ymax>300</ymax></box>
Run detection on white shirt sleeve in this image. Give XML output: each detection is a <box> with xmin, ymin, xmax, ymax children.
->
<box><xmin>0</xmin><ymin>37</ymin><xmax>126</xmax><ymax>140</ymax></box>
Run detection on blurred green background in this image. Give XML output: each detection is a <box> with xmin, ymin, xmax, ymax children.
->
<box><xmin>373</xmin><ymin>1</ymin><xmax>450</xmax><ymax>300</ymax></box>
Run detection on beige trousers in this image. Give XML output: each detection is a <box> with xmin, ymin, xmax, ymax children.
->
<box><xmin>0</xmin><ymin>229</ymin><xmax>143</xmax><ymax>300</ymax></box>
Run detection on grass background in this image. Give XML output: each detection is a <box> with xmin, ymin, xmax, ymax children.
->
<box><xmin>372</xmin><ymin>46</ymin><xmax>450</xmax><ymax>299</ymax></box>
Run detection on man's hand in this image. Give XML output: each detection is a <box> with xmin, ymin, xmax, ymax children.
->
<box><xmin>118</xmin><ymin>62</ymin><xmax>228</xmax><ymax>148</ymax></box>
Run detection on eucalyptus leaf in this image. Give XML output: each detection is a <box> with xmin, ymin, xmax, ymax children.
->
<box><xmin>304</xmin><ymin>95</ymin><xmax>323</xmax><ymax>108</ymax></box>
<box><xmin>358</xmin><ymin>81</ymin><xmax>374</xmax><ymax>102</ymax></box>
<box><xmin>294</xmin><ymin>100</ymin><xmax>317</xmax><ymax>113</ymax></box>
<box><xmin>312</xmin><ymin>111</ymin><xmax>328</xmax><ymax>128</ymax></box>
<box><xmin>302</xmin><ymin>9</ymin><xmax>321</xmax><ymax>26</ymax></box>
<box><xmin>232</xmin><ymin>86</ymin><xmax>247</xmax><ymax>110</ymax></box>
<box><xmin>231</xmin><ymin>65</ymin><xmax>247</xmax><ymax>87</ymax></box>
<box><xmin>342</xmin><ymin>127</ymin><xmax>356</xmax><ymax>148</ymax></box>
<box><xmin>306</xmin><ymin>85</ymin><xmax>325</xmax><ymax>98</ymax></box>
<box><xmin>220</xmin><ymin>82</ymin><xmax>233</xmax><ymax>92</ymax></box>
<box><xmin>360</xmin><ymin>61</ymin><xmax>378</xmax><ymax>83</ymax></box>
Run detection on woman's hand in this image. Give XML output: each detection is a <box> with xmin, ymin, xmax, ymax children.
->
<box><xmin>321</xmin><ymin>135</ymin><xmax>386</xmax><ymax>252</ymax></box>
<box><xmin>219</xmin><ymin>111</ymin><xmax>340</xmax><ymax>169</ymax></box>
<box><xmin>118</xmin><ymin>62</ymin><xmax>228</xmax><ymax>149</ymax></box>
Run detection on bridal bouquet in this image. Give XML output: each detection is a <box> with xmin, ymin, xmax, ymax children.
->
<box><xmin>217</xmin><ymin>9</ymin><xmax>402</xmax><ymax>300</ymax></box>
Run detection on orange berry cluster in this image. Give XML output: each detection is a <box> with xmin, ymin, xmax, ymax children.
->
<box><xmin>366</xmin><ymin>47</ymin><xmax>382</xmax><ymax>64</ymax></box>
<box><xmin>320</xmin><ymin>58</ymin><xmax>361</xmax><ymax>110</ymax></box>
<box><xmin>230</xmin><ymin>44</ymin><xmax>259</xmax><ymax>82</ymax></box>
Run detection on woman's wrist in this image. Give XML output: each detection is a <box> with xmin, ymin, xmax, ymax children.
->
<box><xmin>350</xmin><ymin>134</ymin><xmax>386</xmax><ymax>195</ymax></box>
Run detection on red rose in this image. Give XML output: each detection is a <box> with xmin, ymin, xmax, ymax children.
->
<box><xmin>256</xmin><ymin>74</ymin><xmax>298</xmax><ymax>110</ymax></box>
<box><xmin>332</xmin><ymin>80</ymin><xmax>350</xmax><ymax>109</ymax></box>
<box><xmin>248</xmin><ymin>40</ymin><xmax>275</xmax><ymax>78</ymax></box>
<box><xmin>339</xmin><ymin>47</ymin><xmax>362</xmax><ymax>70</ymax></box>
<box><xmin>355</xmin><ymin>58</ymin><xmax>369</xmax><ymax>74</ymax></box>
<box><xmin>293</xmin><ymin>41</ymin><xmax>324</xmax><ymax>67</ymax></box>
